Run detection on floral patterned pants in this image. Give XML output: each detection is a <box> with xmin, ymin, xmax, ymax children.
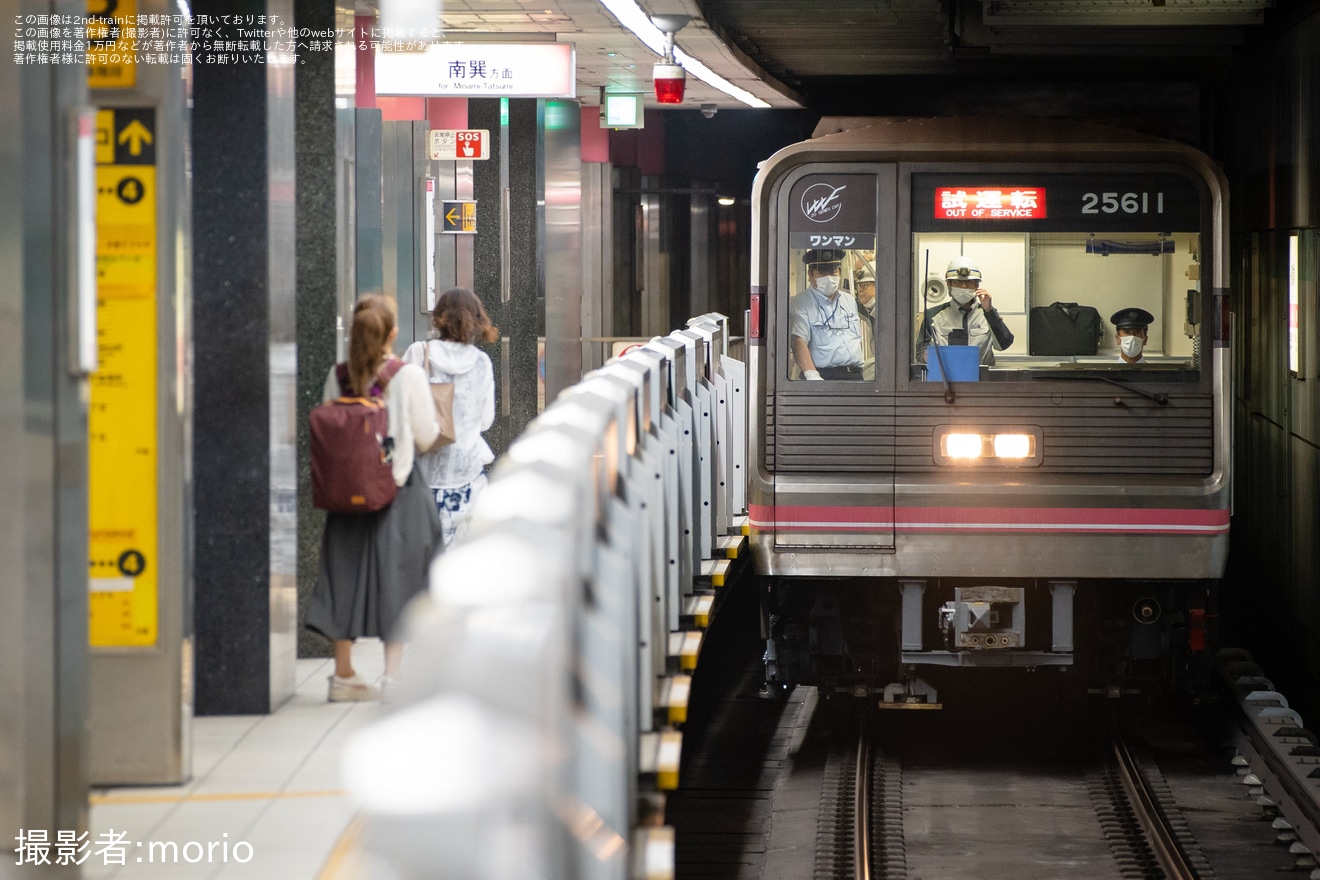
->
<box><xmin>430</xmin><ymin>472</ymin><xmax>488</xmax><ymax>549</ymax></box>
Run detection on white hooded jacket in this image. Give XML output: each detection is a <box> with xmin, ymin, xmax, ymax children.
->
<box><xmin>402</xmin><ymin>338</ymin><xmax>496</xmax><ymax>488</ymax></box>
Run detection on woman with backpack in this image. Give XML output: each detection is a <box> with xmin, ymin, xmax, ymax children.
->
<box><xmin>306</xmin><ymin>294</ymin><xmax>441</xmax><ymax>702</ymax></box>
<box><xmin>403</xmin><ymin>287</ymin><xmax>498</xmax><ymax>549</ymax></box>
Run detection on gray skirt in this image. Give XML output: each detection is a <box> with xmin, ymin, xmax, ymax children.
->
<box><xmin>306</xmin><ymin>465</ymin><xmax>441</xmax><ymax>642</ymax></box>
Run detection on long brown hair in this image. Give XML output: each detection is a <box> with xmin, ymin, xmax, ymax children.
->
<box><xmin>431</xmin><ymin>288</ymin><xmax>498</xmax><ymax>345</ymax></box>
<box><xmin>347</xmin><ymin>294</ymin><xmax>397</xmax><ymax>396</ymax></box>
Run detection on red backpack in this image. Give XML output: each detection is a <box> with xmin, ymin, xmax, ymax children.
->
<box><xmin>310</xmin><ymin>359</ymin><xmax>404</xmax><ymax>513</ymax></box>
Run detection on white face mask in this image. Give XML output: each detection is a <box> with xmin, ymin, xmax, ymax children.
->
<box><xmin>813</xmin><ymin>275</ymin><xmax>840</xmax><ymax>298</ymax></box>
<box><xmin>1119</xmin><ymin>335</ymin><xmax>1145</xmax><ymax>358</ymax></box>
<box><xmin>949</xmin><ymin>286</ymin><xmax>976</xmax><ymax>306</ymax></box>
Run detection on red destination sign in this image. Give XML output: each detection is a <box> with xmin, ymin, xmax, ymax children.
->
<box><xmin>935</xmin><ymin>186</ymin><xmax>1047</xmax><ymax>220</ymax></box>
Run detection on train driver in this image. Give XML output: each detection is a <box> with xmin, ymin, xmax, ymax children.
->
<box><xmin>1111</xmin><ymin>307</ymin><xmax>1155</xmax><ymax>364</ymax></box>
<box><xmin>916</xmin><ymin>256</ymin><xmax>1015</xmax><ymax>366</ymax></box>
<box><xmin>790</xmin><ymin>248</ymin><xmax>865</xmax><ymax>381</ymax></box>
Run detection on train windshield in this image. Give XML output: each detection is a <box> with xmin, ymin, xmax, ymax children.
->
<box><xmin>909</xmin><ymin>173</ymin><xmax>1205</xmax><ymax>381</ymax></box>
<box><xmin>785</xmin><ymin>246</ymin><xmax>881</xmax><ymax>381</ymax></box>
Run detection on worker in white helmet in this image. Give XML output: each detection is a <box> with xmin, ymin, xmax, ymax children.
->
<box><xmin>916</xmin><ymin>256</ymin><xmax>1015</xmax><ymax>366</ymax></box>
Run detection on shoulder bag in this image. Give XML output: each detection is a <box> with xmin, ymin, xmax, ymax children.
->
<box><xmin>422</xmin><ymin>342</ymin><xmax>457</xmax><ymax>453</ymax></box>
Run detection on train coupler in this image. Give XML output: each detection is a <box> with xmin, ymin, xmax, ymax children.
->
<box><xmin>938</xmin><ymin>586</ymin><xmax>1026</xmax><ymax>650</ymax></box>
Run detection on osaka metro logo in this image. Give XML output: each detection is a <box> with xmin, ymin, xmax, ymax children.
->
<box><xmin>800</xmin><ymin>183</ymin><xmax>846</xmax><ymax>223</ymax></box>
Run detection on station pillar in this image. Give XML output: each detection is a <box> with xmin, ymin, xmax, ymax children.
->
<box><xmin>192</xmin><ymin>0</ymin><xmax>299</xmax><ymax>715</ymax></box>
<box><xmin>471</xmin><ymin>98</ymin><xmax>541</xmax><ymax>454</ymax></box>
<box><xmin>83</xmin><ymin>0</ymin><xmax>193</xmax><ymax>784</ymax></box>
<box><xmin>294</xmin><ymin>0</ymin><xmax>346</xmax><ymax>659</ymax></box>
<box><xmin>1</xmin><ymin>1</ymin><xmax>90</xmax><ymax>836</ymax></box>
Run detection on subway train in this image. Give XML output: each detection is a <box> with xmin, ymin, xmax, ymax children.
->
<box><xmin>746</xmin><ymin>118</ymin><xmax>1230</xmax><ymax>704</ymax></box>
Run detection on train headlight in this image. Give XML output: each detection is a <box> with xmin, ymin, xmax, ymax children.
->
<box><xmin>992</xmin><ymin>433</ymin><xmax>1033</xmax><ymax>459</ymax></box>
<box><xmin>943</xmin><ymin>433</ymin><xmax>984</xmax><ymax>459</ymax></box>
<box><xmin>935</xmin><ymin>427</ymin><xmax>1042</xmax><ymax>466</ymax></box>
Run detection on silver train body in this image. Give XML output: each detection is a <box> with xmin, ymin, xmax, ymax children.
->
<box><xmin>746</xmin><ymin>118</ymin><xmax>1230</xmax><ymax>701</ymax></box>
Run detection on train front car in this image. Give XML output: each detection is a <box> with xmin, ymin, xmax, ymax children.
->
<box><xmin>746</xmin><ymin>118</ymin><xmax>1230</xmax><ymax>706</ymax></box>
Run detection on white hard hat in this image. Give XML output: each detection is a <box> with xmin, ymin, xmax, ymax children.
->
<box><xmin>945</xmin><ymin>256</ymin><xmax>982</xmax><ymax>282</ymax></box>
<box><xmin>855</xmin><ymin>266</ymin><xmax>875</xmax><ymax>284</ymax></box>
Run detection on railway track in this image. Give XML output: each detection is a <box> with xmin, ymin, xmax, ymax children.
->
<box><xmin>813</xmin><ymin>725</ymin><xmax>1219</xmax><ymax>880</ymax></box>
<box><xmin>813</xmin><ymin>725</ymin><xmax>905</xmax><ymax>880</ymax></box>
<box><xmin>1104</xmin><ymin>735</ymin><xmax>1213</xmax><ymax>879</ymax></box>
<box><xmin>671</xmin><ymin>644</ymin><xmax>1320</xmax><ymax>879</ymax></box>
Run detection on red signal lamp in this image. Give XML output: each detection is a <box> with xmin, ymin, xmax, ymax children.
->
<box><xmin>653</xmin><ymin>63</ymin><xmax>686</xmax><ymax>104</ymax></box>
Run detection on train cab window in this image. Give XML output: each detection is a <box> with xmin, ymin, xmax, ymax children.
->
<box><xmin>909</xmin><ymin>174</ymin><xmax>1205</xmax><ymax>383</ymax></box>
<box><xmin>787</xmin><ymin>246</ymin><xmax>878</xmax><ymax>382</ymax></box>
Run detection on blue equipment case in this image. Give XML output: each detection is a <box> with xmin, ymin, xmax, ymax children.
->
<box><xmin>926</xmin><ymin>345</ymin><xmax>980</xmax><ymax>381</ymax></box>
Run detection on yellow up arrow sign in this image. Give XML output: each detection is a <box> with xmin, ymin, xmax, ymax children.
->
<box><xmin>118</xmin><ymin>119</ymin><xmax>153</xmax><ymax>156</ymax></box>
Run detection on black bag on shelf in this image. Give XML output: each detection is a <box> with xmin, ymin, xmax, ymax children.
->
<box><xmin>1029</xmin><ymin>302</ymin><xmax>1104</xmax><ymax>355</ymax></box>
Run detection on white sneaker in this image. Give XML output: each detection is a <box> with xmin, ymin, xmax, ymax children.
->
<box><xmin>381</xmin><ymin>676</ymin><xmax>399</xmax><ymax>703</ymax></box>
<box><xmin>328</xmin><ymin>674</ymin><xmax>380</xmax><ymax>702</ymax></box>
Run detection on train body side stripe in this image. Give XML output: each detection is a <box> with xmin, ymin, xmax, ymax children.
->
<box><xmin>748</xmin><ymin>504</ymin><xmax>1230</xmax><ymax>535</ymax></box>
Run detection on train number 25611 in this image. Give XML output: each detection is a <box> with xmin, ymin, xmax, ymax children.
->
<box><xmin>1081</xmin><ymin>191</ymin><xmax>1164</xmax><ymax>214</ymax></box>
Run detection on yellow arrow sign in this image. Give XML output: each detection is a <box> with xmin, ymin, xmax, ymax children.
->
<box><xmin>118</xmin><ymin>119</ymin><xmax>153</xmax><ymax>156</ymax></box>
<box><xmin>441</xmin><ymin>200</ymin><xmax>477</xmax><ymax>234</ymax></box>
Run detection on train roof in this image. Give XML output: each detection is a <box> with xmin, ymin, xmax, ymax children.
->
<box><xmin>808</xmin><ymin>116</ymin><xmax>1189</xmax><ymax>148</ymax></box>
<box><xmin>751</xmin><ymin>116</ymin><xmax>1224</xmax><ymax>194</ymax></box>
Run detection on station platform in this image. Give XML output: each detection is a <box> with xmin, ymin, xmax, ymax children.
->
<box><xmin>81</xmin><ymin>644</ymin><xmax>388</xmax><ymax>880</ymax></box>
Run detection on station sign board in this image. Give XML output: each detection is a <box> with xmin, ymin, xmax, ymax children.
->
<box><xmin>375</xmin><ymin>42</ymin><xmax>576</xmax><ymax>98</ymax></box>
<box><xmin>87</xmin><ymin>0</ymin><xmax>137</xmax><ymax>89</ymax></box>
<box><xmin>430</xmin><ymin>129</ymin><xmax>490</xmax><ymax>161</ymax></box>
<box><xmin>441</xmin><ymin>200</ymin><xmax>477</xmax><ymax>234</ymax></box>
<box><xmin>90</xmin><ymin>106</ymin><xmax>159</xmax><ymax>648</ymax></box>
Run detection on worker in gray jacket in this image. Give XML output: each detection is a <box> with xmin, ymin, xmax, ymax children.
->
<box><xmin>916</xmin><ymin>256</ymin><xmax>1014</xmax><ymax>366</ymax></box>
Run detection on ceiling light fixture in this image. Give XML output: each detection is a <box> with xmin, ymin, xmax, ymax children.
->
<box><xmin>595</xmin><ymin>0</ymin><xmax>771</xmax><ymax>108</ymax></box>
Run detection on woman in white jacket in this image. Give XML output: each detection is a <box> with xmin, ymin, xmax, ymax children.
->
<box><xmin>404</xmin><ymin>287</ymin><xmax>497</xmax><ymax>548</ymax></box>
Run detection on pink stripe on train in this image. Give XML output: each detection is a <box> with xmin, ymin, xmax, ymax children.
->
<box><xmin>747</xmin><ymin>504</ymin><xmax>1229</xmax><ymax>536</ymax></box>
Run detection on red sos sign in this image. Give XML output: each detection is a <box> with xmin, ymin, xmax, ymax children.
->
<box><xmin>455</xmin><ymin>130</ymin><xmax>489</xmax><ymax>160</ymax></box>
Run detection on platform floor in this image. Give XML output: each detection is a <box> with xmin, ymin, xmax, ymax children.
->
<box><xmin>82</xmin><ymin>641</ymin><xmax>389</xmax><ymax>880</ymax></box>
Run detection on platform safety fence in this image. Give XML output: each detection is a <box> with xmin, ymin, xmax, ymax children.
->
<box><xmin>339</xmin><ymin>313</ymin><xmax>749</xmax><ymax>880</ymax></box>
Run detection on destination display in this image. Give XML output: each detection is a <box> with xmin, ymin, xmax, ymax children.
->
<box><xmin>913</xmin><ymin>172</ymin><xmax>1203</xmax><ymax>232</ymax></box>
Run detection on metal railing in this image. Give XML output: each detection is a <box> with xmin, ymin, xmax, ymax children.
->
<box><xmin>340</xmin><ymin>314</ymin><xmax>748</xmax><ymax>880</ymax></box>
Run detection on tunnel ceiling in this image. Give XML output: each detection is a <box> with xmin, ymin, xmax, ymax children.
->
<box><xmin>361</xmin><ymin>0</ymin><xmax>1283</xmax><ymax>112</ymax></box>
<box><xmin>694</xmin><ymin>0</ymin><xmax>1278</xmax><ymax>108</ymax></box>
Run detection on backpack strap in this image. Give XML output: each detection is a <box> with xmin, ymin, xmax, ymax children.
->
<box><xmin>370</xmin><ymin>356</ymin><xmax>405</xmax><ymax>397</ymax></box>
<box><xmin>337</xmin><ymin>358</ymin><xmax>403</xmax><ymax>398</ymax></box>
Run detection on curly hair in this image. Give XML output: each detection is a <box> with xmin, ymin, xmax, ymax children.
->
<box><xmin>431</xmin><ymin>287</ymin><xmax>498</xmax><ymax>345</ymax></box>
<box><xmin>347</xmin><ymin>294</ymin><xmax>397</xmax><ymax>397</ymax></box>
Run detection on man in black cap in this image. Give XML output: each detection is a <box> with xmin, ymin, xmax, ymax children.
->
<box><xmin>1111</xmin><ymin>307</ymin><xmax>1155</xmax><ymax>364</ymax></box>
<box><xmin>789</xmin><ymin>248</ymin><xmax>865</xmax><ymax>380</ymax></box>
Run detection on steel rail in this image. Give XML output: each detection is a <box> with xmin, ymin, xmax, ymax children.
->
<box><xmin>1112</xmin><ymin>736</ymin><xmax>1200</xmax><ymax>880</ymax></box>
<box><xmin>854</xmin><ymin>729</ymin><xmax>872</xmax><ymax>880</ymax></box>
